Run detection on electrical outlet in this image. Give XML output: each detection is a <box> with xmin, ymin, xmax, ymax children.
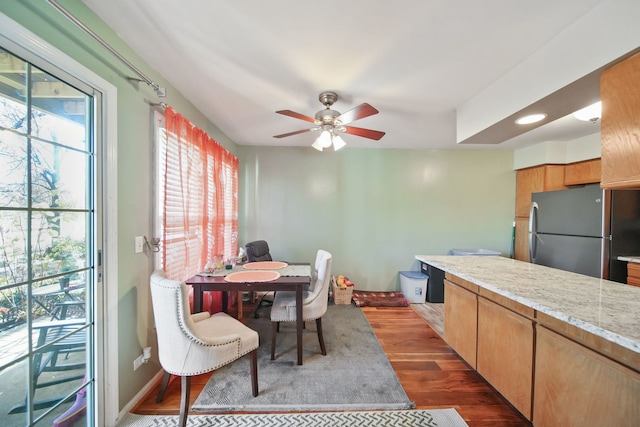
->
<box><xmin>133</xmin><ymin>354</ymin><xmax>144</xmax><ymax>370</ymax></box>
<box><xmin>134</xmin><ymin>236</ymin><xmax>144</xmax><ymax>254</ymax></box>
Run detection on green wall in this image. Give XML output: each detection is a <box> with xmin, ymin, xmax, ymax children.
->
<box><xmin>0</xmin><ymin>0</ymin><xmax>517</xmax><ymax>415</ymax></box>
<box><xmin>239</xmin><ymin>147</ymin><xmax>515</xmax><ymax>291</ymax></box>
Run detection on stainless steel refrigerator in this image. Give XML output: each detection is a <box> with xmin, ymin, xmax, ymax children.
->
<box><xmin>529</xmin><ymin>183</ymin><xmax>640</xmax><ymax>283</ymax></box>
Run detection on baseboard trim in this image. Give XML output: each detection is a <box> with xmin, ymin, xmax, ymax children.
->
<box><xmin>117</xmin><ymin>369</ymin><xmax>164</xmax><ymax>423</ymax></box>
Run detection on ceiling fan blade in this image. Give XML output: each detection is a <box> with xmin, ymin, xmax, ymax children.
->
<box><xmin>336</xmin><ymin>103</ymin><xmax>379</xmax><ymax>125</ymax></box>
<box><xmin>342</xmin><ymin>125</ymin><xmax>385</xmax><ymax>141</ymax></box>
<box><xmin>273</xmin><ymin>128</ymin><xmax>313</xmax><ymax>138</ymax></box>
<box><xmin>276</xmin><ymin>110</ymin><xmax>316</xmax><ymax>123</ymax></box>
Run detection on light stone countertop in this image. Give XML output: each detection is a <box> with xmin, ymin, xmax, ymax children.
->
<box><xmin>618</xmin><ymin>256</ymin><xmax>640</xmax><ymax>264</ymax></box>
<box><xmin>415</xmin><ymin>255</ymin><xmax>640</xmax><ymax>355</ymax></box>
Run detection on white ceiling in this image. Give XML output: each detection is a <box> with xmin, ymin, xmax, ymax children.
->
<box><xmin>80</xmin><ymin>0</ymin><xmax>635</xmax><ymax>151</ymax></box>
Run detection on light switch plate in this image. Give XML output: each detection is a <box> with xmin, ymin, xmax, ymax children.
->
<box><xmin>134</xmin><ymin>236</ymin><xmax>144</xmax><ymax>253</ymax></box>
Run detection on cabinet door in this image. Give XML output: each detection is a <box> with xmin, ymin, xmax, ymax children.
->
<box><xmin>515</xmin><ymin>165</ymin><xmax>566</xmax><ymax>217</ymax></box>
<box><xmin>628</xmin><ymin>263</ymin><xmax>640</xmax><ymax>287</ymax></box>
<box><xmin>514</xmin><ymin>217</ymin><xmax>530</xmax><ymax>262</ymax></box>
<box><xmin>601</xmin><ymin>52</ymin><xmax>640</xmax><ymax>189</ymax></box>
<box><xmin>477</xmin><ymin>298</ymin><xmax>534</xmax><ymax>419</ymax></box>
<box><xmin>542</xmin><ymin>165</ymin><xmax>567</xmax><ymax>191</ymax></box>
<box><xmin>515</xmin><ymin>167</ymin><xmax>546</xmax><ymax>217</ymax></box>
<box><xmin>534</xmin><ymin>327</ymin><xmax>640</xmax><ymax>427</ymax></box>
<box><xmin>444</xmin><ymin>279</ymin><xmax>477</xmax><ymax>368</ymax></box>
<box><xmin>564</xmin><ymin>158</ymin><xmax>601</xmax><ymax>186</ymax></box>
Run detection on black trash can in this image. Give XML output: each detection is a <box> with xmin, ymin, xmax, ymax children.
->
<box><xmin>419</xmin><ymin>262</ymin><xmax>445</xmax><ymax>303</ymax></box>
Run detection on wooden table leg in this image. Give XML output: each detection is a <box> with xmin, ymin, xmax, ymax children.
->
<box><xmin>193</xmin><ymin>290</ymin><xmax>203</xmax><ymax>313</ymax></box>
<box><xmin>222</xmin><ymin>292</ymin><xmax>229</xmax><ymax>313</ymax></box>
<box><xmin>296</xmin><ymin>284</ymin><xmax>303</xmax><ymax>365</ymax></box>
<box><xmin>237</xmin><ymin>291</ymin><xmax>243</xmax><ymax>319</ymax></box>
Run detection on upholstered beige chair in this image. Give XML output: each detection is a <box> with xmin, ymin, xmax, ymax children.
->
<box><xmin>150</xmin><ymin>270</ymin><xmax>259</xmax><ymax>427</ymax></box>
<box><xmin>270</xmin><ymin>250</ymin><xmax>332</xmax><ymax>361</ymax></box>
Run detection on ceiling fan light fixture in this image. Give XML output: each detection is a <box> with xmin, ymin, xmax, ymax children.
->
<box><xmin>274</xmin><ymin>91</ymin><xmax>385</xmax><ymax>150</ymax></box>
<box><xmin>312</xmin><ymin>130</ymin><xmax>333</xmax><ymax>151</ymax></box>
<box><xmin>515</xmin><ymin>113</ymin><xmax>547</xmax><ymax>125</ymax></box>
<box><xmin>332</xmin><ymin>134</ymin><xmax>346</xmax><ymax>151</ymax></box>
<box><xmin>572</xmin><ymin>101</ymin><xmax>601</xmax><ymax>123</ymax></box>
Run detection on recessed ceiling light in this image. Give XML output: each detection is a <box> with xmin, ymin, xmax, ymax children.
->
<box><xmin>515</xmin><ymin>113</ymin><xmax>547</xmax><ymax>125</ymax></box>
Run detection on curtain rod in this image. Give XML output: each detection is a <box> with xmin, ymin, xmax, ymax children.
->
<box><xmin>147</xmin><ymin>100</ymin><xmax>167</xmax><ymax>109</ymax></box>
<box><xmin>47</xmin><ymin>0</ymin><xmax>166</xmax><ymax>97</ymax></box>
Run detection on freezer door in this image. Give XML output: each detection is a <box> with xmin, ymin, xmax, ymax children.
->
<box><xmin>531</xmin><ymin>184</ymin><xmax>604</xmax><ymax>237</ymax></box>
<box><xmin>531</xmin><ymin>233</ymin><xmax>604</xmax><ymax>278</ymax></box>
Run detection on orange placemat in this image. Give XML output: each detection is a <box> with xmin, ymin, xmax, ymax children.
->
<box><xmin>225</xmin><ymin>270</ymin><xmax>281</xmax><ymax>283</ymax></box>
<box><xmin>243</xmin><ymin>261</ymin><xmax>288</xmax><ymax>270</ymax></box>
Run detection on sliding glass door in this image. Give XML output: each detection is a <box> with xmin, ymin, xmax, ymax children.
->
<box><xmin>0</xmin><ymin>46</ymin><xmax>97</xmax><ymax>427</ymax></box>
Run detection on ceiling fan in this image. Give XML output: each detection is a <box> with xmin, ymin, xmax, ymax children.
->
<box><xmin>273</xmin><ymin>91</ymin><xmax>385</xmax><ymax>151</ymax></box>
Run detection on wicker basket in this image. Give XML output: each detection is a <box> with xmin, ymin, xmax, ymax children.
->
<box><xmin>332</xmin><ymin>276</ymin><xmax>354</xmax><ymax>305</ymax></box>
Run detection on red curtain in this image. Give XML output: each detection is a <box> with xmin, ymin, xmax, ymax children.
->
<box><xmin>160</xmin><ymin>107</ymin><xmax>239</xmax><ymax>313</ymax></box>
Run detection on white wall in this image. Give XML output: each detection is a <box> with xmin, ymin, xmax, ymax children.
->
<box><xmin>513</xmin><ymin>133</ymin><xmax>601</xmax><ymax>170</ymax></box>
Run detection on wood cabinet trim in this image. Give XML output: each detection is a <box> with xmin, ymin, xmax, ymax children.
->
<box><xmin>478</xmin><ymin>288</ymin><xmax>536</xmax><ymax>319</ymax></box>
<box><xmin>444</xmin><ymin>272</ymin><xmax>479</xmax><ymax>293</ymax></box>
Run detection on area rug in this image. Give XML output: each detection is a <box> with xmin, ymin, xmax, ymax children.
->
<box><xmin>351</xmin><ymin>291</ymin><xmax>410</xmax><ymax>307</ymax></box>
<box><xmin>191</xmin><ymin>303</ymin><xmax>414</xmax><ymax>412</ymax></box>
<box><xmin>118</xmin><ymin>409</ymin><xmax>469</xmax><ymax>426</ymax></box>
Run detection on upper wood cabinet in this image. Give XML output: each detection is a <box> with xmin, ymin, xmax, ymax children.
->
<box><xmin>514</xmin><ymin>217</ymin><xmax>530</xmax><ymax>262</ymax></box>
<box><xmin>564</xmin><ymin>158</ymin><xmax>601</xmax><ymax>186</ymax></box>
<box><xmin>601</xmin><ymin>52</ymin><xmax>640</xmax><ymax>189</ymax></box>
<box><xmin>515</xmin><ymin>165</ymin><xmax>566</xmax><ymax>217</ymax></box>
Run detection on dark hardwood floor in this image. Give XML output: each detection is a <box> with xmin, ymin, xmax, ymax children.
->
<box><xmin>132</xmin><ymin>303</ymin><xmax>531</xmax><ymax>427</ymax></box>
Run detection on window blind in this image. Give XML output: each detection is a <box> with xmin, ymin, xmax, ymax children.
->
<box><xmin>158</xmin><ymin>107</ymin><xmax>239</xmax><ymax>282</ymax></box>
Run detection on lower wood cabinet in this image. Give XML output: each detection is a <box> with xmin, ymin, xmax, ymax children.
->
<box><xmin>628</xmin><ymin>262</ymin><xmax>640</xmax><ymax>287</ymax></box>
<box><xmin>477</xmin><ymin>298</ymin><xmax>534</xmax><ymax>419</ymax></box>
<box><xmin>440</xmin><ymin>269</ymin><xmax>640</xmax><ymax>424</ymax></box>
<box><xmin>533</xmin><ymin>326</ymin><xmax>640</xmax><ymax>426</ymax></box>
<box><xmin>444</xmin><ymin>279</ymin><xmax>477</xmax><ymax>368</ymax></box>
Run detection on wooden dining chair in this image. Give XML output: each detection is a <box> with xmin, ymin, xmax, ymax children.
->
<box><xmin>150</xmin><ymin>270</ymin><xmax>259</xmax><ymax>427</ymax></box>
<box><xmin>270</xmin><ymin>250</ymin><xmax>333</xmax><ymax>361</ymax></box>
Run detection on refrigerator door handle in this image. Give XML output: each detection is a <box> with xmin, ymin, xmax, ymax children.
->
<box><xmin>529</xmin><ymin>202</ymin><xmax>539</xmax><ymax>262</ymax></box>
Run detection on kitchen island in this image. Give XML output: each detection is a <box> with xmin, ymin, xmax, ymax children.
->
<box><xmin>416</xmin><ymin>255</ymin><xmax>640</xmax><ymax>427</ymax></box>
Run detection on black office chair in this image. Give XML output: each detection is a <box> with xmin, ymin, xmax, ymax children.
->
<box><xmin>245</xmin><ymin>240</ymin><xmax>275</xmax><ymax>318</ymax></box>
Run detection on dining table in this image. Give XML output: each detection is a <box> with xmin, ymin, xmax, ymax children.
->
<box><xmin>185</xmin><ymin>263</ymin><xmax>311</xmax><ymax>365</ymax></box>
